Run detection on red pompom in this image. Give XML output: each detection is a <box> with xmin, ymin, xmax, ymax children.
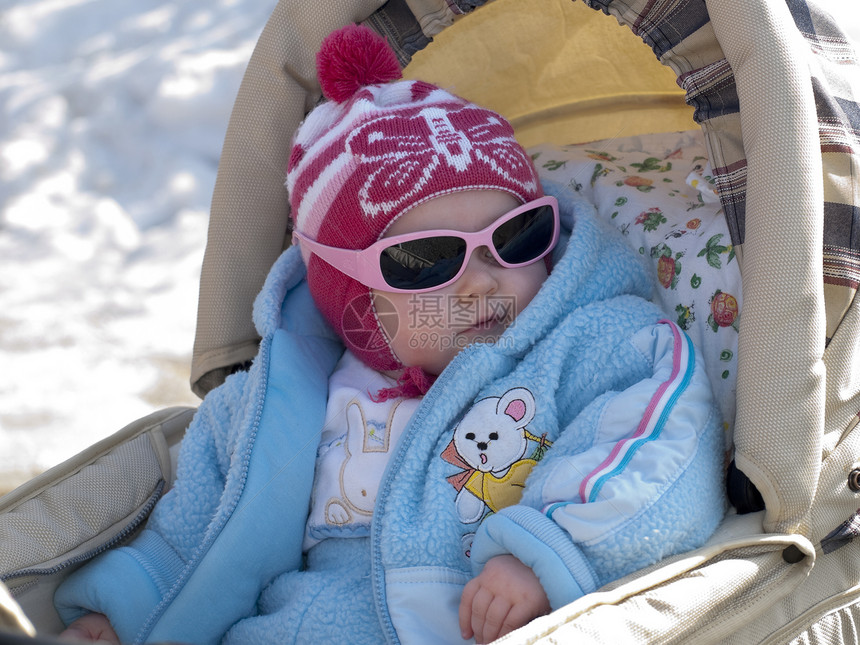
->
<box><xmin>316</xmin><ymin>24</ymin><xmax>402</xmax><ymax>103</ymax></box>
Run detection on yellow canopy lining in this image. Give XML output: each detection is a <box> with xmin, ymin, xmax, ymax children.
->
<box><xmin>404</xmin><ymin>0</ymin><xmax>696</xmax><ymax>148</ymax></box>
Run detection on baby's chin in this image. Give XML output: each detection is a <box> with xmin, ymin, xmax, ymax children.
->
<box><xmin>384</xmin><ymin>320</ymin><xmax>512</xmax><ymax>379</ymax></box>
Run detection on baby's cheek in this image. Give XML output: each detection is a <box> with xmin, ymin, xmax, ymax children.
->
<box><xmin>514</xmin><ymin>264</ymin><xmax>549</xmax><ymax>313</ymax></box>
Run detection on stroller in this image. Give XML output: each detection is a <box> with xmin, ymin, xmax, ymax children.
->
<box><xmin>2</xmin><ymin>0</ymin><xmax>860</xmax><ymax>642</ymax></box>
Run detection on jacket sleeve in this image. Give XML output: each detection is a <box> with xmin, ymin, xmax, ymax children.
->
<box><xmin>470</xmin><ymin>321</ymin><xmax>727</xmax><ymax>609</ymax></box>
<box><xmin>53</xmin><ymin>368</ymin><xmax>253</xmax><ymax>641</ymax></box>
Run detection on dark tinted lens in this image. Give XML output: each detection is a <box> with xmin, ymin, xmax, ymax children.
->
<box><xmin>492</xmin><ymin>205</ymin><xmax>555</xmax><ymax>264</ymax></box>
<box><xmin>379</xmin><ymin>236</ymin><xmax>467</xmax><ymax>289</ymax></box>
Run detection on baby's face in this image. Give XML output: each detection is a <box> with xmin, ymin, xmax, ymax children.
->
<box><xmin>372</xmin><ymin>190</ymin><xmax>548</xmax><ymax>376</ymax></box>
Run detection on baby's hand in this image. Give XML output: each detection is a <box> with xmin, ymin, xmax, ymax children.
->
<box><xmin>459</xmin><ymin>554</ymin><xmax>550</xmax><ymax>643</ymax></box>
<box><xmin>59</xmin><ymin>613</ymin><xmax>120</xmax><ymax>644</ymax></box>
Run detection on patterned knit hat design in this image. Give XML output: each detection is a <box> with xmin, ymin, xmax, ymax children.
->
<box><xmin>287</xmin><ymin>24</ymin><xmax>542</xmax><ymax>381</ymax></box>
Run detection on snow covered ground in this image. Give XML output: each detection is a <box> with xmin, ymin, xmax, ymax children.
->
<box><xmin>0</xmin><ymin>0</ymin><xmax>277</xmax><ymax>493</ymax></box>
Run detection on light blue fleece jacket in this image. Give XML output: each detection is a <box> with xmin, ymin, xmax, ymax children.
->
<box><xmin>54</xmin><ymin>182</ymin><xmax>726</xmax><ymax>644</ymax></box>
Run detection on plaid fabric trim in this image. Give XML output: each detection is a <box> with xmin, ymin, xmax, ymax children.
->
<box><xmin>447</xmin><ymin>0</ymin><xmax>490</xmax><ymax>12</ymax></box>
<box><xmin>799</xmin><ymin>3</ymin><xmax>860</xmax><ymax>317</ymax></box>
<box><xmin>365</xmin><ymin>0</ymin><xmax>434</xmax><ymax>66</ymax></box>
<box><xmin>678</xmin><ymin>58</ymin><xmax>738</xmax><ymax>123</ymax></box>
<box><xmin>822</xmin><ymin>508</ymin><xmax>860</xmax><ymax>554</ymax></box>
<box><xmin>823</xmin><ymin>245</ymin><xmax>860</xmax><ymax>289</ymax></box>
<box><xmin>586</xmin><ymin>0</ymin><xmax>710</xmax><ymax>59</ymax></box>
<box><xmin>581</xmin><ymin>0</ymin><xmax>859</xmax><ymax>338</ymax></box>
<box><xmin>710</xmin><ymin>158</ymin><xmax>747</xmax><ymax>245</ymax></box>
<box><xmin>366</xmin><ymin>0</ymin><xmax>492</xmax><ymax>65</ymax></box>
<box><xmin>584</xmin><ymin>0</ymin><xmax>749</xmax><ymax>240</ymax></box>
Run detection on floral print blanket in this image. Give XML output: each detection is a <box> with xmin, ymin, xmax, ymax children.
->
<box><xmin>531</xmin><ymin>129</ymin><xmax>740</xmax><ymax>444</ymax></box>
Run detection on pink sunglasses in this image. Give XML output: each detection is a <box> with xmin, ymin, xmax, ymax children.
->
<box><xmin>293</xmin><ymin>196</ymin><xmax>559</xmax><ymax>293</ymax></box>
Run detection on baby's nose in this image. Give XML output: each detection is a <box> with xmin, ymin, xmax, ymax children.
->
<box><xmin>454</xmin><ymin>248</ymin><xmax>499</xmax><ymax>296</ymax></box>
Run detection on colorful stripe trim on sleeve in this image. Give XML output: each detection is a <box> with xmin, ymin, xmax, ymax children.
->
<box><xmin>577</xmin><ymin>320</ymin><xmax>695</xmax><ymax>504</ymax></box>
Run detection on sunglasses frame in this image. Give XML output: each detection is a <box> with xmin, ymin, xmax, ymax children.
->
<box><xmin>292</xmin><ymin>195</ymin><xmax>560</xmax><ymax>293</ymax></box>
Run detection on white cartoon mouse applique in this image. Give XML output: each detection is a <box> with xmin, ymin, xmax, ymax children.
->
<box><xmin>441</xmin><ymin>387</ymin><xmax>551</xmax><ymax>525</ymax></box>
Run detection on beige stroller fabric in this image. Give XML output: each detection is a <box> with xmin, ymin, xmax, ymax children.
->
<box><xmin>2</xmin><ymin>0</ymin><xmax>860</xmax><ymax>642</ymax></box>
<box><xmin>703</xmin><ymin>0</ymin><xmax>826</xmax><ymax>538</ymax></box>
<box><xmin>191</xmin><ymin>0</ymin><xmax>382</xmax><ymax>396</ymax></box>
<box><xmin>0</xmin><ymin>407</ymin><xmax>194</xmax><ymax>635</ymax></box>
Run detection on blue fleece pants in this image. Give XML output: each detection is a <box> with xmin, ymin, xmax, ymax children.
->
<box><xmin>221</xmin><ymin>537</ymin><xmax>383</xmax><ymax>644</ymax></box>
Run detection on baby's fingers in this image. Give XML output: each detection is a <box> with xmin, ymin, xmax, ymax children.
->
<box><xmin>495</xmin><ymin>601</ymin><xmax>542</xmax><ymax>641</ymax></box>
<box><xmin>459</xmin><ymin>578</ymin><xmax>477</xmax><ymax>639</ymax></box>
<box><xmin>475</xmin><ymin>595</ymin><xmax>515</xmax><ymax>644</ymax></box>
<box><xmin>464</xmin><ymin>590</ymin><xmax>546</xmax><ymax>643</ymax></box>
<box><xmin>59</xmin><ymin>613</ymin><xmax>119</xmax><ymax>644</ymax></box>
<box><xmin>461</xmin><ymin>583</ymin><xmax>502</xmax><ymax>643</ymax></box>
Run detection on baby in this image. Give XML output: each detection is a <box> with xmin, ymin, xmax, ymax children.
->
<box><xmin>57</xmin><ymin>25</ymin><xmax>726</xmax><ymax>645</ymax></box>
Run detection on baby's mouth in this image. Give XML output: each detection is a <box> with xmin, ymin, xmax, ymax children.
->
<box><xmin>454</xmin><ymin>301</ymin><xmax>517</xmax><ymax>342</ymax></box>
<box><xmin>474</xmin><ymin>317</ymin><xmax>498</xmax><ymax>330</ymax></box>
<box><xmin>463</xmin><ymin>313</ymin><xmax>504</xmax><ymax>334</ymax></box>
<box><xmin>480</xmin><ymin>453</ymin><xmax>488</xmax><ymax>465</ymax></box>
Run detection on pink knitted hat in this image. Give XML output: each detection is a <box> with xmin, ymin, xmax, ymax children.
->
<box><xmin>288</xmin><ymin>24</ymin><xmax>542</xmax><ymax>392</ymax></box>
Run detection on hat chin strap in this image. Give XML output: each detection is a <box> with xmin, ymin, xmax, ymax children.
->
<box><xmin>370</xmin><ymin>366</ymin><xmax>436</xmax><ymax>402</ymax></box>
